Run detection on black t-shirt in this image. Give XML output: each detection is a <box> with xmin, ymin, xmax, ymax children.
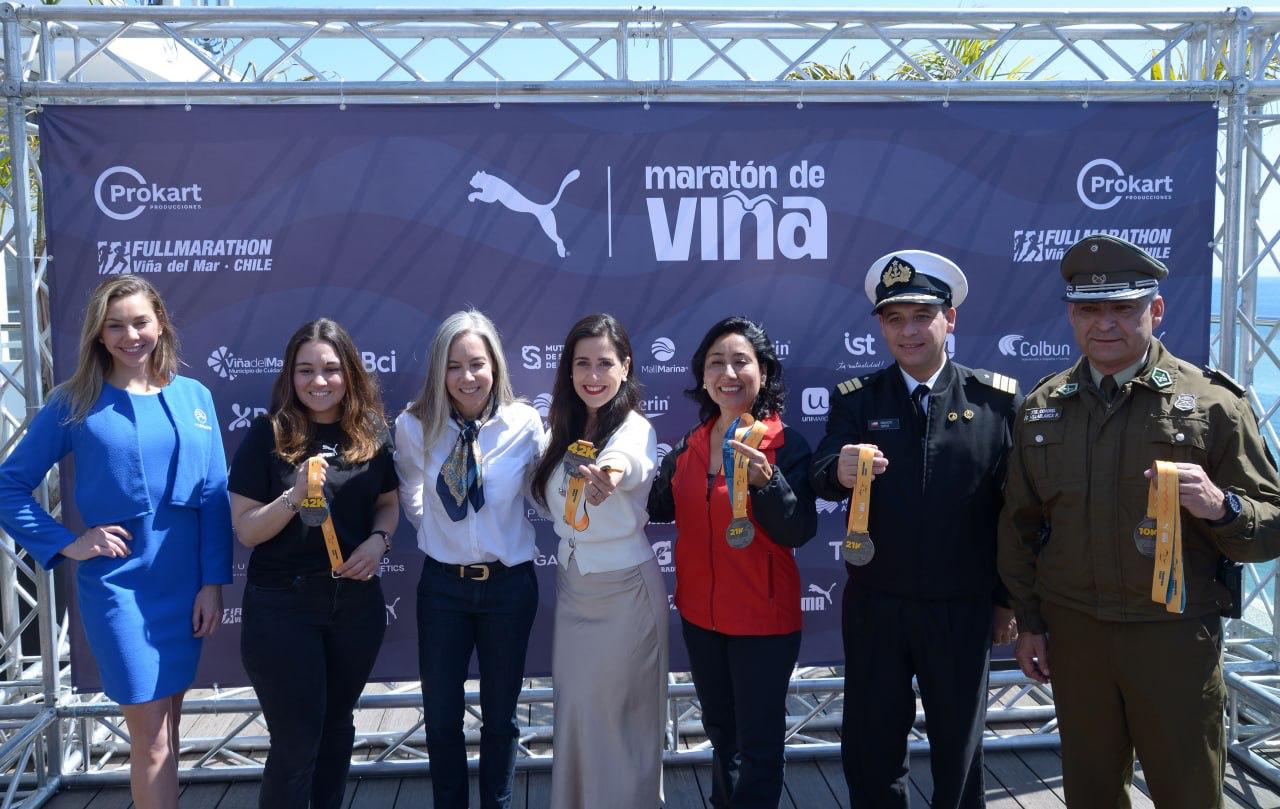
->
<box><xmin>228</xmin><ymin>415</ymin><xmax>398</xmax><ymax>586</ymax></box>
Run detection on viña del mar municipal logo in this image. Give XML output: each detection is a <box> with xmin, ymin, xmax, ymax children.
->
<box><xmin>207</xmin><ymin>346</ymin><xmax>283</xmax><ymax>381</ymax></box>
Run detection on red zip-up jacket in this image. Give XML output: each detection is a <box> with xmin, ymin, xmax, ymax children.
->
<box><xmin>647</xmin><ymin>413</ymin><xmax>817</xmax><ymax>636</ymax></box>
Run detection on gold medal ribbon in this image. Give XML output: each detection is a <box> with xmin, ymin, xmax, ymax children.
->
<box><xmin>847</xmin><ymin>446</ymin><xmax>875</xmax><ymax>536</ymax></box>
<box><xmin>306</xmin><ymin>457</ymin><xmax>345</xmax><ymax>574</ymax></box>
<box><xmin>729</xmin><ymin>416</ymin><xmax>768</xmax><ymax>522</ymax></box>
<box><xmin>1149</xmin><ymin>460</ymin><xmax>1185</xmax><ymax>614</ymax></box>
<box><xmin>562</xmin><ymin>439</ymin><xmax>598</xmax><ymax>532</ymax></box>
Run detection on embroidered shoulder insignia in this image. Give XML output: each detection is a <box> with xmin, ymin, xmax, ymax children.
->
<box><xmin>974</xmin><ymin>370</ymin><xmax>1019</xmax><ymax>396</ymax></box>
<box><xmin>1052</xmin><ymin>382</ymin><xmax>1079</xmax><ymax>397</ymax></box>
<box><xmin>1151</xmin><ymin>367</ymin><xmax>1173</xmax><ymax>389</ymax></box>
<box><xmin>837</xmin><ymin>377</ymin><xmax>864</xmax><ymax>396</ymax></box>
<box><xmin>1206</xmin><ymin>367</ymin><xmax>1246</xmax><ymax>397</ymax></box>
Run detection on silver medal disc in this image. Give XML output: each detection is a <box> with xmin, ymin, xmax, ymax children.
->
<box><xmin>842</xmin><ymin>531</ymin><xmax>875</xmax><ymax>566</ymax></box>
<box><xmin>1133</xmin><ymin>517</ymin><xmax>1157</xmax><ymax>558</ymax></box>
<box><xmin>299</xmin><ymin>502</ymin><xmax>329</xmax><ymax>527</ymax></box>
<box><xmin>726</xmin><ymin>518</ymin><xmax>755</xmax><ymax>549</ymax></box>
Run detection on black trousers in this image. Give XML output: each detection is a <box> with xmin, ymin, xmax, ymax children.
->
<box><xmin>841</xmin><ymin>588</ymin><xmax>991</xmax><ymax>809</ymax></box>
<box><xmin>683</xmin><ymin>619</ymin><xmax>801</xmax><ymax>809</ymax></box>
<box><xmin>241</xmin><ymin>574</ymin><xmax>386</xmax><ymax>809</ymax></box>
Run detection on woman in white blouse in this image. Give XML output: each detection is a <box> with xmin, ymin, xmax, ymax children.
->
<box><xmin>394</xmin><ymin>310</ymin><xmax>545</xmax><ymax>809</ymax></box>
<box><xmin>529</xmin><ymin>313</ymin><xmax>667</xmax><ymax>809</ymax></box>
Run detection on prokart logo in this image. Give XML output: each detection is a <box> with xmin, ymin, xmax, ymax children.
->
<box><xmin>1076</xmin><ymin>159</ymin><xmax>1173</xmax><ymax>211</ymax></box>
<box><xmin>94</xmin><ymin>165</ymin><xmax>204</xmax><ymax>221</ymax></box>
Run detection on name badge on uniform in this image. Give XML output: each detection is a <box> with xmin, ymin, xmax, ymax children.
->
<box><xmin>1024</xmin><ymin>407</ymin><xmax>1061</xmax><ymax>423</ymax></box>
<box><xmin>867</xmin><ymin>418</ymin><xmax>900</xmax><ymax>431</ymax></box>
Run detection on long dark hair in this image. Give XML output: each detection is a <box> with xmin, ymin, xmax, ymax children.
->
<box><xmin>531</xmin><ymin>314</ymin><xmax>642</xmax><ymax>508</ymax></box>
<box><xmin>269</xmin><ymin>318</ymin><xmax>386</xmax><ymax>465</ymax></box>
<box><xmin>684</xmin><ymin>315</ymin><xmax>786</xmax><ymax>425</ymax></box>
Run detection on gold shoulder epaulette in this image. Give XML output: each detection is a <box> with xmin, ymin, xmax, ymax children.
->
<box><xmin>836</xmin><ymin>376</ymin><xmax>864</xmax><ymax>396</ymax></box>
<box><xmin>975</xmin><ymin>370</ymin><xmax>1019</xmax><ymax>396</ymax></box>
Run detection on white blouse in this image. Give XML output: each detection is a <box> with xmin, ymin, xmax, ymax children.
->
<box><xmin>543</xmin><ymin>410</ymin><xmax>658</xmax><ymax>574</ymax></box>
<box><xmin>394</xmin><ymin>402</ymin><xmax>545</xmax><ymax>566</ymax></box>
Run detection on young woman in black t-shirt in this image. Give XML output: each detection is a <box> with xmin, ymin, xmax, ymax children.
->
<box><xmin>228</xmin><ymin>318</ymin><xmax>398</xmax><ymax>809</ymax></box>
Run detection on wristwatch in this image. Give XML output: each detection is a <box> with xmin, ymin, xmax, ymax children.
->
<box><xmin>1208</xmin><ymin>490</ymin><xmax>1243</xmax><ymax>527</ymax></box>
<box><xmin>371</xmin><ymin>529</ymin><xmax>392</xmax><ymax>554</ymax></box>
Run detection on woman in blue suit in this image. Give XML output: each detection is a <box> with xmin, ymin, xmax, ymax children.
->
<box><xmin>0</xmin><ymin>275</ymin><xmax>233</xmax><ymax>809</ymax></box>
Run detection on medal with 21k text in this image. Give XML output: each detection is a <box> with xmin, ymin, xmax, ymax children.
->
<box><xmin>842</xmin><ymin>446</ymin><xmax>876</xmax><ymax>566</ymax></box>
<box><xmin>723</xmin><ymin>414</ymin><xmax>768</xmax><ymax>549</ymax></box>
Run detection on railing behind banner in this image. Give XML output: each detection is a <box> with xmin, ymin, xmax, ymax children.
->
<box><xmin>2</xmin><ymin>5</ymin><xmax>1280</xmax><ymax>806</ymax></box>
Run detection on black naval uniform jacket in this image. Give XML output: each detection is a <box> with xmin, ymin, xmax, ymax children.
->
<box><xmin>810</xmin><ymin>361</ymin><xmax>1022</xmax><ymax>602</ymax></box>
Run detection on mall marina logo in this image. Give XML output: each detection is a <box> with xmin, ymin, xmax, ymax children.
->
<box><xmin>95</xmin><ymin>165</ymin><xmax>204</xmax><ymax>221</ymax></box>
<box><xmin>468</xmin><ymin>169</ymin><xmax>580</xmax><ymax>258</ymax></box>
<box><xmin>651</xmin><ymin>337</ymin><xmax>676</xmax><ymax>362</ymax></box>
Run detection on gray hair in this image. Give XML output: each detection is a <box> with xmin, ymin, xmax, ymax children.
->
<box><xmin>404</xmin><ymin>309</ymin><xmax>516</xmax><ymax>447</ymax></box>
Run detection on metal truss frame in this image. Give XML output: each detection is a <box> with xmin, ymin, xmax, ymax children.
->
<box><xmin>1</xmin><ymin>4</ymin><xmax>1279</xmax><ymax>805</ymax></box>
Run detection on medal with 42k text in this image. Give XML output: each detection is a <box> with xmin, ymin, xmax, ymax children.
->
<box><xmin>723</xmin><ymin>414</ymin><xmax>768</xmax><ymax>549</ymax></box>
<box><xmin>299</xmin><ymin>456</ymin><xmax>345</xmax><ymax>576</ymax></box>
<box><xmin>561</xmin><ymin>439</ymin><xmax>599</xmax><ymax>532</ymax></box>
<box><xmin>842</xmin><ymin>446</ymin><xmax>876</xmax><ymax>566</ymax></box>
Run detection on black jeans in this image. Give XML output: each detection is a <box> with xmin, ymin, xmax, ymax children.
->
<box><xmin>241</xmin><ymin>574</ymin><xmax>386</xmax><ymax>809</ymax></box>
<box><xmin>682</xmin><ymin>618</ymin><xmax>802</xmax><ymax>809</ymax></box>
<box><xmin>417</xmin><ymin>558</ymin><xmax>538</xmax><ymax>809</ymax></box>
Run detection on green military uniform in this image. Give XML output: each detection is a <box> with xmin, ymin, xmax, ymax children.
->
<box><xmin>998</xmin><ymin>236</ymin><xmax>1280</xmax><ymax>809</ymax></box>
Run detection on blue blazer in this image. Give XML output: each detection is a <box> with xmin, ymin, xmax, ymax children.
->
<box><xmin>0</xmin><ymin>375</ymin><xmax>233</xmax><ymax>582</ymax></box>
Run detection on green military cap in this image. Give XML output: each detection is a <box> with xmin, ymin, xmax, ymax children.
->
<box><xmin>1060</xmin><ymin>234</ymin><xmax>1168</xmax><ymax>302</ymax></box>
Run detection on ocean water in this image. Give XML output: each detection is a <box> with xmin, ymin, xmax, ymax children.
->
<box><xmin>1214</xmin><ymin>276</ymin><xmax>1280</xmax><ymax>414</ymax></box>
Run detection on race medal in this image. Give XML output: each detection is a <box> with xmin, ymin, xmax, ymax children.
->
<box><xmin>1149</xmin><ymin>460</ymin><xmax>1185</xmax><ymax>614</ymax></box>
<box><xmin>842</xmin><ymin>445</ymin><xmax>876</xmax><ymax>566</ymax></box>
<box><xmin>301</xmin><ymin>456</ymin><xmax>344</xmax><ymax>572</ymax></box>
<box><xmin>723</xmin><ymin>414</ymin><xmax>768</xmax><ymax>549</ymax></box>
<box><xmin>726</xmin><ymin>518</ymin><xmax>756</xmax><ymax>549</ymax></box>
<box><xmin>842</xmin><ymin>531</ymin><xmax>875</xmax><ymax>566</ymax></box>
<box><xmin>1133</xmin><ymin>517</ymin><xmax>1157</xmax><ymax>558</ymax></box>
<box><xmin>299</xmin><ymin>457</ymin><xmax>330</xmax><ymax>527</ymax></box>
<box><xmin>562</xmin><ymin>439</ymin><xmax>598</xmax><ymax>532</ymax></box>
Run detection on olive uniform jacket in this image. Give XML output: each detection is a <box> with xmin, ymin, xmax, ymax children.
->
<box><xmin>998</xmin><ymin>339</ymin><xmax>1280</xmax><ymax>633</ymax></box>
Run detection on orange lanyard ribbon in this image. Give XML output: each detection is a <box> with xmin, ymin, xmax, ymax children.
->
<box><xmin>1149</xmin><ymin>460</ymin><xmax>1185</xmax><ymax>614</ymax></box>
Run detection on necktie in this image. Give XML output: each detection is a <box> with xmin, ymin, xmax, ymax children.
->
<box><xmin>911</xmin><ymin>384</ymin><xmax>930</xmax><ymax>425</ymax></box>
<box><xmin>1101</xmin><ymin>375</ymin><xmax>1119</xmax><ymax>404</ymax></box>
<box><xmin>436</xmin><ymin>411</ymin><xmax>486</xmax><ymax>522</ymax></box>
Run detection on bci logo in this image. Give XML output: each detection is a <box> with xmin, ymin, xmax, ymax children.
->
<box><xmin>361</xmin><ymin>351</ymin><xmax>397</xmax><ymax>374</ymax></box>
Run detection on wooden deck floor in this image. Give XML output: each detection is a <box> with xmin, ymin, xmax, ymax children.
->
<box><xmin>38</xmin><ymin>752</ymin><xmax>1280</xmax><ymax>809</ymax></box>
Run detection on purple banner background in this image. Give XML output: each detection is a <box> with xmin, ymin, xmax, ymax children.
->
<box><xmin>37</xmin><ymin>102</ymin><xmax>1216</xmax><ymax>691</ymax></box>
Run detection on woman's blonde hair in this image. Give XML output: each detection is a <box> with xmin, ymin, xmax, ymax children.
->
<box><xmin>53</xmin><ymin>275</ymin><xmax>179</xmax><ymax>422</ymax></box>
<box><xmin>405</xmin><ymin>310</ymin><xmax>515</xmax><ymax>447</ymax></box>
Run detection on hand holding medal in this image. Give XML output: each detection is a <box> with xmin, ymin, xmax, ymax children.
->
<box><xmin>723</xmin><ymin>414</ymin><xmax>768</xmax><ymax>549</ymax></box>
<box><xmin>296</xmin><ymin>455</ymin><xmax>345</xmax><ymax>575</ymax></box>
<box><xmin>1146</xmin><ymin>460</ymin><xmax>1185</xmax><ymax>614</ymax></box>
<box><xmin>562</xmin><ymin>439</ymin><xmax>599</xmax><ymax>531</ymax></box>
<box><xmin>842</xmin><ymin>446</ymin><xmax>877</xmax><ymax>566</ymax></box>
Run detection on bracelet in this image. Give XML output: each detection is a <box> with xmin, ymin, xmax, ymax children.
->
<box><xmin>370</xmin><ymin>529</ymin><xmax>391</xmax><ymax>554</ymax></box>
<box><xmin>281</xmin><ymin>491</ymin><xmax>300</xmax><ymax>513</ymax></box>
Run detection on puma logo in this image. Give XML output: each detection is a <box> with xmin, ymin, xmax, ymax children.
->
<box><xmin>808</xmin><ymin>582</ymin><xmax>838</xmax><ymax>605</ymax></box>
<box><xmin>468</xmin><ymin>169</ymin><xmax>581</xmax><ymax>257</ymax></box>
<box><xmin>319</xmin><ymin>443</ymin><xmax>340</xmax><ymax>458</ymax></box>
<box><xmin>385</xmin><ymin>597</ymin><xmax>400</xmax><ymax>625</ymax></box>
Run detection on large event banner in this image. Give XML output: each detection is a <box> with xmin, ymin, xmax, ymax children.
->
<box><xmin>38</xmin><ymin>102</ymin><xmax>1215</xmax><ymax>691</ymax></box>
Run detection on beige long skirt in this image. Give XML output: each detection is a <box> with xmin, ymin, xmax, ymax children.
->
<box><xmin>550</xmin><ymin>555</ymin><xmax>669</xmax><ymax>809</ymax></box>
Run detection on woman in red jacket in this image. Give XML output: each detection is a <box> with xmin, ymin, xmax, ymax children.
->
<box><xmin>648</xmin><ymin>315</ymin><xmax>817</xmax><ymax>809</ymax></box>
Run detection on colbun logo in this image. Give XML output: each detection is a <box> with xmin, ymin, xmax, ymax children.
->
<box><xmin>998</xmin><ymin>334</ymin><xmax>1023</xmax><ymax>357</ymax></box>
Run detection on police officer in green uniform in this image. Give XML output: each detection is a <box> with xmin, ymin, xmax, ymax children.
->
<box><xmin>999</xmin><ymin>234</ymin><xmax>1280</xmax><ymax>809</ymax></box>
<box><xmin>811</xmin><ymin>249</ymin><xmax>1021</xmax><ymax>809</ymax></box>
